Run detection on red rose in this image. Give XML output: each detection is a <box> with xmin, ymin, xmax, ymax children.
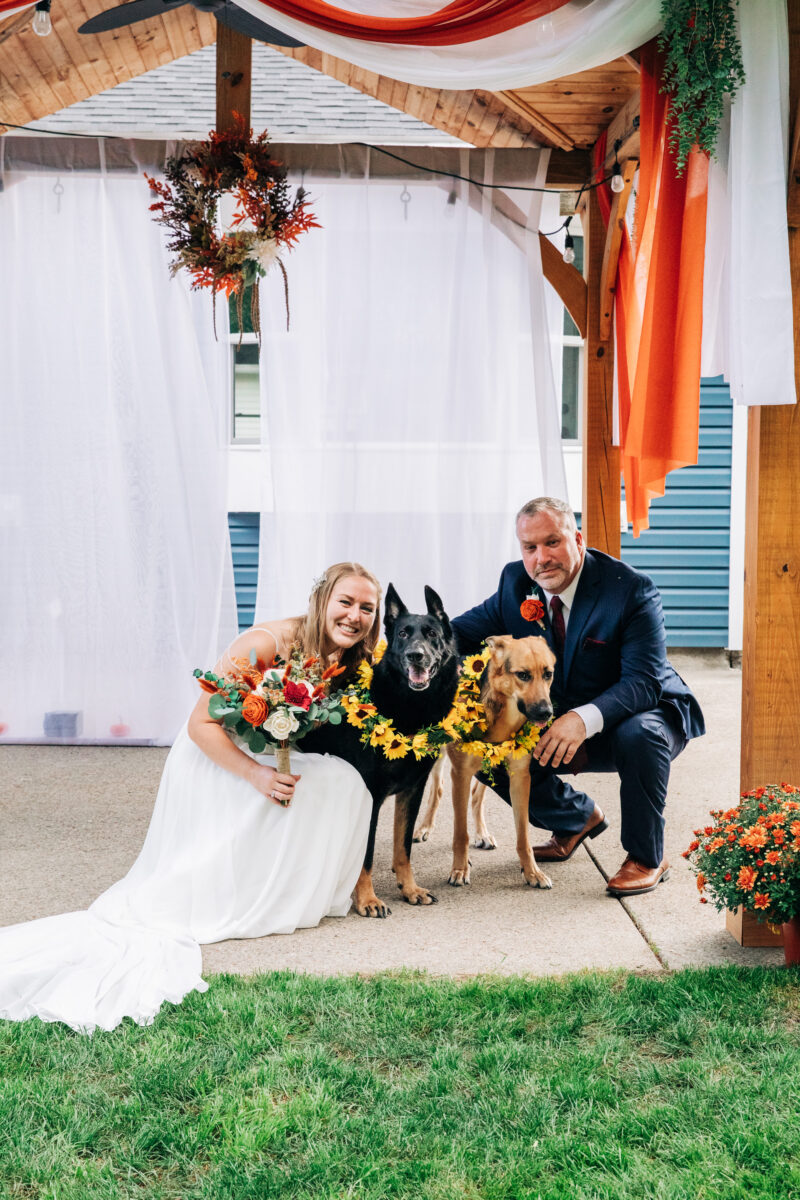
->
<box><xmin>284</xmin><ymin>681</ymin><xmax>312</xmax><ymax>711</ymax></box>
<box><xmin>520</xmin><ymin>597</ymin><xmax>545</xmax><ymax>622</ymax></box>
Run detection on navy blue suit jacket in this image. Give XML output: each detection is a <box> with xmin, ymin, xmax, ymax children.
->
<box><xmin>452</xmin><ymin>549</ymin><xmax>704</xmax><ymax>742</ymax></box>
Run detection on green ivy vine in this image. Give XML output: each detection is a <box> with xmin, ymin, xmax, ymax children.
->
<box><xmin>658</xmin><ymin>0</ymin><xmax>746</xmax><ymax>173</ymax></box>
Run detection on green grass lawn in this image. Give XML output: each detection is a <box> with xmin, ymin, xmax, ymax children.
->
<box><xmin>2</xmin><ymin>967</ymin><xmax>800</xmax><ymax>1200</ymax></box>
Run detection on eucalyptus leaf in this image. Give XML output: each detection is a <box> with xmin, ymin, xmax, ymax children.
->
<box><xmin>328</xmin><ymin>712</ymin><xmax>342</xmax><ymax>725</ymax></box>
<box><xmin>248</xmin><ymin>730</ymin><xmax>267</xmax><ymax>754</ymax></box>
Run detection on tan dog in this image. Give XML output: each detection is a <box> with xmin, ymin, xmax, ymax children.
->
<box><xmin>415</xmin><ymin>635</ymin><xmax>556</xmax><ymax>889</ymax></box>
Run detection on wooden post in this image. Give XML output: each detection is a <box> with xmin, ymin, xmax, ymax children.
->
<box><xmin>216</xmin><ymin>19</ymin><xmax>252</xmax><ymax>132</ymax></box>
<box><xmin>580</xmin><ymin>188</ymin><xmax>621</xmax><ymax>557</ymax></box>
<box><xmin>731</xmin><ymin>0</ymin><xmax>800</xmax><ymax>947</ymax></box>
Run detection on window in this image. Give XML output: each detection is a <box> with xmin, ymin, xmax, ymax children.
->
<box><xmin>560</xmin><ymin>228</ymin><xmax>584</xmax><ymax>442</ymax></box>
<box><xmin>229</xmin><ymin>286</ymin><xmax>261</xmax><ymax>443</ymax></box>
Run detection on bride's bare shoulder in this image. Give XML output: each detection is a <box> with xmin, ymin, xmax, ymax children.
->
<box><xmin>216</xmin><ymin>619</ymin><xmax>297</xmax><ymax>670</ymax></box>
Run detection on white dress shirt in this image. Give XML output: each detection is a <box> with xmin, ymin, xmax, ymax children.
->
<box><xmin>539</xmin><ymin>557</ymin><xmax>604</xmax><ymax>740</ymax></box>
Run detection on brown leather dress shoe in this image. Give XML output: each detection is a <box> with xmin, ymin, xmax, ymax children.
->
<box><xmin>531</xmin><ymin>804</ymin><xmax>608</xmax><ymax>862</ymax></box>
<box><xmin>606</xmin><ymin>856</ymin><xmax>670</xmax><ymax>896</ymax></box>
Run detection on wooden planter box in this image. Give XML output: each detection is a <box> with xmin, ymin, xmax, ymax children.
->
<box><xmin>726</xmin><ymin>907</ymin><xmax>784</xmax><ymax>947</ymax></box>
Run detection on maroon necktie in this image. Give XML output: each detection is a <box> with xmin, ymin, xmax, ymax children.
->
<box><xmin>549</xmin><ymin>595</ymin><xmax>566</xmax><ymax>656</ymax></box>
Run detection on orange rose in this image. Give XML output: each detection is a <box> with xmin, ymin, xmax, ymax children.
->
<box><xmin>242</xmin><ymin>693</ymin><xmax>268</xmax><ymax>726</ymax></box>
<box><xmin>520</xmin><ymin>597</ymin><xmax>545</xmax><ymax>622</ymax></box>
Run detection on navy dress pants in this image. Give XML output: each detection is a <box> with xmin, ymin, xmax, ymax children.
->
<box><xmin>487</xmin><ymin>705</ymin><xmax>687</xmax><ymax>869</ymax></box>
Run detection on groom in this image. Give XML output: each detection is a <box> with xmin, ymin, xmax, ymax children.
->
<box><xmin>452</xmin><ymin>496</ymin><xmax>704</xmax><ymax>896</ymax></box>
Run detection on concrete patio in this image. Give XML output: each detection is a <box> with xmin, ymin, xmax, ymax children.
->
<box><xmin>0</xmin><ymin>651</ymin><xmax>784</xmax><ymax>976</ymax></box>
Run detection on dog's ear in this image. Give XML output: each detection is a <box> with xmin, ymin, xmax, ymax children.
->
<box><xmin>424</xmin><ymin>586</ymin><xmax>447</xmax><ymax>622</ymax></box>
<box><xmin>485</xmin><ymin>634</ymin><xmax>512</xmax><ymax>669</ymax></box>
<box><xmin>384</xmin><ymin>583</ymin><xmax>408</xmax><ymax>629</ymax></box>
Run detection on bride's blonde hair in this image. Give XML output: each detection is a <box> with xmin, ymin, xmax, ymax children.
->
<box><xmin>291</xmin><ymin>562</ymin><xmax>382</xmax><ymax>678</ymax></box>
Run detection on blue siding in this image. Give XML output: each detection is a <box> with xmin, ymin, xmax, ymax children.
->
<box><xmin>228</xmin><ymin>512</ymin><xmax>260</xmax><ymax>631</ymax></box>
<box><xmin>620</xmin><ymin>377</ymin><xmax>732</xmax><ymax>648</ymax></box>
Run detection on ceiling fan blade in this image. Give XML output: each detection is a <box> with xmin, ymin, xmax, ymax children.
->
<box><xmin>78</xmin><ymin>0</ymin><xmax>187</xmax><ymax>34</ymax></box>
<box><xmin>212</xmin><ymin>1</ymin><xmax>305</xmax><ymax>47</ymax></box>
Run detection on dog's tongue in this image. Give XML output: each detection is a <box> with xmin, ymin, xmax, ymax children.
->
<box><xmin>408</xmin><ymin>665</ymin><xmax>430</xmax><ymax>687</ymax></box>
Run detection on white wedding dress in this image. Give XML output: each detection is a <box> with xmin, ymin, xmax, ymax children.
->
<box><xmin>0</xmin><ymin>724</ymin><xmax>371</xmax><ymax>1033</ymax></box>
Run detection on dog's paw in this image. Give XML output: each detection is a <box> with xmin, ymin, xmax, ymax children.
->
<box><xmin>472</xmin><ymin>833</ymin><xmax>497</xmax><ymax>850</ymax></box>
<box><xmin>402</xmin><ymin>886</ymin><xmax>438</xmax><ymax>906</ymax></box>
<box><xmin>522</xmin><ymin>866</ymin><xmax>553</xmax><ymax>890</ymax></box>
<box><xmin>356</xmin><ymin>896</ymin><xmax>392</xmax><ymax>918</ymax></box>
<box><xmin>413</xmin><ymin>824</ymin><xmax>433</xmax><ymax>843</ymax></box>
<box><xmin>448</xmin><ymin>866</ymin><xmax>471</xmax><ymax>887</ymax></box>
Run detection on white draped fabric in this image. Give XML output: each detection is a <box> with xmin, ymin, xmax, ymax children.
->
<box><xmin>236</xmin><ymin>0</ymin><xmax>661</xmax><ymax>90</ymax></box>
<box><xmin>0</xmin><ymin>730</ymin><xmax>370</xmax><ymax>1032</ymax></box>
<box><xmin>0</xmin><ymin>142</ymin><xmax>238</xmax><ymax>744</ymax></box>
<box><xmin>701</xmin><ymin>0</ymin><xmax>796</xmax><ymax>408</ymax></box>
<box><xmin>255</xmin><ymin>150</ymin><xmax>567</xmax><ymax>620</ymax></box>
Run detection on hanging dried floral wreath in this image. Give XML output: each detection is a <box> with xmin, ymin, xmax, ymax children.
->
<box><xmin>145</xmin><ymin>114</ymin><xmax>319</xmax><ymax>337</ymax></box>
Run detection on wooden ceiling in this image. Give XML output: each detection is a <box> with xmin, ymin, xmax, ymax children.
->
<box><xmin>0</xmin><ymin>1</ymin><xmax>639</xmax><ymax>164</ymax></box>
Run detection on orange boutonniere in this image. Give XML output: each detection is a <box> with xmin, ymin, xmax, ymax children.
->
<box><xmin>520</xmin><ymin>597</ymin><xmax>545</xmax><ymax>623</ymax></box>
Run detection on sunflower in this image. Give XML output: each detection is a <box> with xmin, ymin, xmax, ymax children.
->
<box><xmin>357</xmin><ymin>661</ymin><xmax>374</xmax><ymax>688</ymax></box>
<box><xmin>372</xmin><ymin>640</ymin><xmax>387</xmax><ymax>663</ymax></box>
<box><xmin>369</xmin><ymin>723</ymin><xmax>391</xmax><ymax>747</ymax></box>
<box><xmin>384</xmin><ymin>734</ymin><xmax>411</xmax><ymax>760</ymax></box>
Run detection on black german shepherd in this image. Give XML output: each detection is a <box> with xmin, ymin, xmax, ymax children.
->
<box><xmin>304</xmin><ymin>583</ymin><xmax>459</xmax><ymax>917</ymax></box>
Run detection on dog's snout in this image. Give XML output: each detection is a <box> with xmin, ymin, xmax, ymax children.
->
<box><xmin>407</xmin><ymin>649</ymin><xmax>425</xmax><ymax>665</ymax></box>
<box><xmin>526</xmin><ymin>700</ymin><xmax>553</xmax><ymax>723</ymax></box>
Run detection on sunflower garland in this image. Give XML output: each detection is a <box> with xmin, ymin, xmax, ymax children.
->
<box><xmin>339</xmin><ymin>642</ymin><xmax>548</xmax><ymax>778</ymax></box>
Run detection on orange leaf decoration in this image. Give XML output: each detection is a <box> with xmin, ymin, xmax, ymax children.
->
<box><xmin>322</xmin><ymin>663</ymin><xmax>347</xmax><ymax>681</ymax></box>
<box><xmin>198</xmin><ymin>678</ymin><xmax>219</xmax><ymax>695</ymax></box>
<box><xmin>520</xmin><ymin>597</ymin><xmax>545</xmax><ymax>622</ymax></box>
<box><xmin>242</xmin><ymin>694</ymin><xmax>268</xmax><ymax>726</ymax></box>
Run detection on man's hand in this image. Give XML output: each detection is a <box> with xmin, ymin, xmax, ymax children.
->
<box><xmin>533</xmin><ymin>711</ymin><xmax>587</xmax><ymax>769</ymax></box>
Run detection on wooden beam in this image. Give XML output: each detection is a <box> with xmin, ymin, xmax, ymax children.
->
<box><xmin>580</xmin><ymin>188</ymin><xmax>620</xmax><ymax>556</ymax></box>
<box><xmin>788</xmin><ymin>94</ymin><xmax>800</xmax><ymax>228</ymax></box>
<box><xmin>739</xmin><ymin>1</ymin><xmax>800</xmax><ymax>805</ymax></box>
<box><xmin>604</xmin><ymin>91</ymin><xmax>640</xmax><ymax>168</ymax></box>
<box><xmin>598</xmin><ymin>157</ymin><xmax>637</xmax><ymax>341</ymax></box>
<box><xmin>539</xmin><ymin>233</ymin><xmax>587</xmax><ymax>338</ymax></box>
<box><xmin>0</xmin><ymin>4</ymin><xmax>32</xmax><ymax>46</ymax></box>
<box><xmin>215</xmin><ymin>18</ymin><xmax>251</xmax><ymax>132</ymax></box>
<box><xmin>545</xmin><ymin>148</ymin><xmax>592</xmax><ymax>190</ymax></box>
<box><xmin>495</xmin><ymin>89</ymin><xmax>576</xmax><ymax>151</ymax></box>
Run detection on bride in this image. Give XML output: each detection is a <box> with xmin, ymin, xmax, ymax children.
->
<box><xmin>0</xmin><ymin>562</ymin><xmax>381</xmax><ymax>1034</ymax></box>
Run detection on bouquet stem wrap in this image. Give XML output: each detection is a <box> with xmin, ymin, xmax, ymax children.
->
<box><xmin>275</xmin><ymin>743</ymin><xmax>291</xmax><ymax>775</ymax></box>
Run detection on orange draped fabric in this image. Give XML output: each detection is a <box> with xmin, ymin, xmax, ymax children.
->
<box><xmin>594</xmin><ymin>43</ymin><xmax>709</xmax><ymax>537</ymax></box>
<box><xmin>242</xmin><ymin>0</ymin><xmax>573</xmax><ymax>46</ymax></box>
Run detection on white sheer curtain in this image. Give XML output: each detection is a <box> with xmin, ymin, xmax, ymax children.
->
<box><xmin>701</xmin><ymin>0</ymin><xmax>796</xmax><ymax>408</ymax></box>
<box><xmin>255</xmin><ymin>150</ymin><xmax>567</xmax><ymax>621</ymax></box>
<box><xmin>0</xmin><ymin>142</ymin><xmax>238</xmax><ymax>744</ymax></box>
<box><xmin>237</xmin><ymin>0</ymin><xmax>661</xmax><ymax>90</ymax></box>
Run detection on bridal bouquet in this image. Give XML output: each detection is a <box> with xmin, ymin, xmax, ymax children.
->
<box><xmin>194</xmin><ymin>649</ymin><xmax>346</xmax><ymax>783</ymax></box>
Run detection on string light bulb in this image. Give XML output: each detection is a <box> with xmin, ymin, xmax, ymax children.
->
<box><xmin>32</xmin><ymin>0</ymin><xmax>52</xmax><ymax>35</ymax></box>
<box><xmin>562</xmin><ymin>231</ymin><xmax>576</xmax><ymax>266</ymax></box>
<box><xmin>610</xmin><ymin>161</ymin><xmax>625</xmax><ymax>193</ymax></box>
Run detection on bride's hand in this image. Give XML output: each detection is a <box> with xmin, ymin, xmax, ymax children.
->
<box><xmin>250</xmin><ymin>764</ymin><xmax>302</xmax><ymax>807</ymax></box>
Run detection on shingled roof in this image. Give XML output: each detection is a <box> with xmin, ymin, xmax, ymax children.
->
<box><xmin>26</xmin><ymin>41</ymin><xmax>468</xmax><ymax>144</ymax></box>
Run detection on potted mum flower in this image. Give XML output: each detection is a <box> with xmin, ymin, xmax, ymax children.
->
<box><xmin>684</xmin><ymin>783</ymin><xmax>800</xmax><ymax>964</ymax></box>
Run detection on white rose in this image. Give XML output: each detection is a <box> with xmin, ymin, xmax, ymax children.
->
<box><xmin>264</xmin><ymin>708</ymin><xmax>299</xmax><ymax>740</ymax></box>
